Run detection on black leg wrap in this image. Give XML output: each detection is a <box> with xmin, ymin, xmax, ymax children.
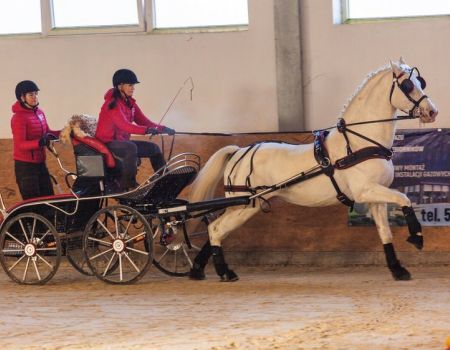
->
<box><xmin>383</xmin><ymin>243</ymin><xmax>411</xmax><ymax>281</ymax></box>
<box><xmin>402</xmin><ymin>206</ymin><xmax>423</xmax><ymax>250</ymax></box>
<box><xmin>211</xmin><ymin>245</ymin><xmax>239</xmax><ymax>282</ymax></box>
<box><xmin>189</xmin><ymin>241</ymin><xmax>211</xmax><ymax>280</ymax></box>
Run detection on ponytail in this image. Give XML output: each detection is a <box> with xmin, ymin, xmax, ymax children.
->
<box><xmin>108</xmin><ymin>87</ymin><xmax>122</xmax><ymax>110</ymax></box>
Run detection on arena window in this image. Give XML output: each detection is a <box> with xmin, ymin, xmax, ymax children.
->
<box><xmin>0</xmin><ymin>0</ymin><xmax>41</xmax><ymax>35</ymax></box>
<box><xmin>152</xmin><ymin>0</ymin><xmax>248</xmax><ymax>30</ymax></box>
<box><xmin>51</xmin><ymin>0</ymin><xmax>141</xmax><ymax>28</ymax></box>
<box><xmin>342</xmin><ymin>0</ymin><xmax>450</xmax><ymax>22</ymax></box>
<box><xmin>0</xmin><ymin>0</ymin><xmax>248</xmax><ymax>36</ymax></box>
<box><xmin>49</xmin><ymin>0</ymin><xmax>145</xmax><ymax>35</ymax></box>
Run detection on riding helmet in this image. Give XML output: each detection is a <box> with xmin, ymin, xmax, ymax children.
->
<box><xmin>112</xmin><ymin>69</ymin><xmax>140</xmax><ymax>87</ymax></box>
<box><xmin>15</xmin><ymin>80</ymin><xmax>39</xmax><ymax>100</ymax></box>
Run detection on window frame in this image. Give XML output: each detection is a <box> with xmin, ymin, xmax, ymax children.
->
<box><xmin>341</xmin><ymin>0</ymin><xmax>450</xmax><ymax>24</ymax></box>
<box><xmin>0</xmin><ymin>0</ymin><xmax>42</xmax><ymax>36</ymax></box>
<box><xmin>148</xmin><ymin>0</ymin><xmax>249</xmax><ymax>33</ymax></box>
<box><xmin>0</xmin><ymin>0</ymin><xmax>248</xmax><ymax>37</ymax></box>
<box><xmin>43</xmin><ymin>0</ymin><xmax>146</xmax><ymax>36</ymax></box>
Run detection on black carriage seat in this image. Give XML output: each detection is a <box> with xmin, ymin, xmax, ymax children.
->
<box><xmin>117</xmin><ymin>153</ymin><xmax>201</xmax><ymax>205</ymax></box>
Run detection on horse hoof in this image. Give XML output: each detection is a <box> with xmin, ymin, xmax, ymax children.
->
<box><xmin>390</xmin><ymin>266</ymin><xmax>411</xmax><ymax>281</ymax></box>
<box><xmin>407</xmin><ymin>235</ymin><xmax>423</xmax><ymax>250</ymax></box>
<box><xmin>220</xmin><ymin>270</ymin><xmax>239</xmax><ymax>282</ymax></box>
<box><xmin>189</xmin><ymin>268</ymin><xmax>205</xmax><ymax>280</ymax></box>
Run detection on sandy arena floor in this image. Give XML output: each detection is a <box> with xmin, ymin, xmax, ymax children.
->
<box><xmin>0</xmin><ymin>263</ymin><xmax>449</xmax><ymax>350</ymax></box>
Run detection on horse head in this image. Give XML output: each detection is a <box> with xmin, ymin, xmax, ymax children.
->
<box><xmin>389</xmin><ymin>58</ymin><xmax>438</xmax><ymax>123</ymax></box>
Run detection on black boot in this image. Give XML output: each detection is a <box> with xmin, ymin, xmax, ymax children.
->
<box><xmin>383</xmin><ymin>243</ymin><xmax>411</xmax><ymax>281</ymax></box>
<box><xmin>189</xmin><ymin>241</ymin><xmax>212</xmax><ymax>280</ymax></box>
<box><xmin>211</xmin><ymin>245</ymin><xmax>239</xmax><ymax>282</ymax></box>
<box><xmin>402</xmin><ymin>206</ymin><xmax>423</xmax><ymax>250</ymax></box>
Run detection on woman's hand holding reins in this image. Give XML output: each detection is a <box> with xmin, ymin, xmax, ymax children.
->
<box><xmin>146</xmin><ymin>126</ymin><xmax>176</xmax><ymax>135</ymax></box>
<box><xmin>161</xmin><ymin>126</ymin><xmax>176</xmax><ymax>135</ymax></box>
<box><xmin>39</xmin><ymin>133</ymin><xmax>59</xmax><ymax>147</ymax></box>
<box><xmin>146</xmin><ymin>127</ymin><xmax>159</xmax><ymax>135</ymax></box>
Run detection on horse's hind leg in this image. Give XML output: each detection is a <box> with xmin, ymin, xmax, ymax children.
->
<box><xmin>208</xmin><ymin>206</ymin><xmax>260</xmax><ymax>282</ymax></box>
<box><xmin>370</xmin><ymin>203</ymin><xmax>411</xmax><ymax>281</ymax></box>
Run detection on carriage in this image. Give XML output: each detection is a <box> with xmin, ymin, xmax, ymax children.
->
<box><xmin>0</xmin><ymin>125</ymin><xmax>250</xmax><ymax>285</ymax></box>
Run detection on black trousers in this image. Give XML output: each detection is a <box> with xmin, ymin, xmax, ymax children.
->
<box><xmin>106</xmin><ymin>140</ymin><xmax>165</xmax><ymax>189</ymax></box>
<box><xmin>15</xmin><ymin>161</ymin><xmax>54</xmax><ymax>200</ymax></box>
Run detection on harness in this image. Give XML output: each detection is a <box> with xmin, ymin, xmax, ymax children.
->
<box><xmin>224</xmin><ymin>117</ymin><xmax>395</xmax><ymax>209</ymax></box>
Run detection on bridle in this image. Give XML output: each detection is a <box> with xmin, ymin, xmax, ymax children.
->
<box><xmin>389</xmin><ymin>67</ymin><xmax>428</xmax><ymax>118</ymax></box>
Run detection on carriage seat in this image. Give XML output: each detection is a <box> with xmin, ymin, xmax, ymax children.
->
<box><xmin>72</xmin><ymin>134</ymin><xmax>116</xmax><ymax>173</ymax></box>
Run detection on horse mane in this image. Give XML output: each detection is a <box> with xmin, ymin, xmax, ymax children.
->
<box><xmin>340</xmin><ymin>64</ymin><xmax>391</xmax><ymax>117</ymax></box>
<box><xmin>60</xmin><ymin>114</ymin><xmax>98</xmax><ymax>144</ymax></box>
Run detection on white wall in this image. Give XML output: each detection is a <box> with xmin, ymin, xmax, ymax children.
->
<box><xmin>1</xmin><ymin>0</ymin><xmax>448</xmax><ymax>140</ymax></box>
<box><xmin>0</xmin><ymin>0</ymin><xmax>277</xmax><ymax>138</ymax></box>
<box><xmin>301</xmin><ymin>0</ymin><xmax>449</xmax><ymax>130</ymax></box>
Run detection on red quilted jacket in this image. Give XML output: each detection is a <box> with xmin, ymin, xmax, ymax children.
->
<box><xmin>95</xmin><ymin>89</ymin><xmax>163</xmax><ymax>143</ymax></box>
<box><xmin>11</xmin><ymin>101</ymin><xmax>60</xmax><ymax>163</ymax></box>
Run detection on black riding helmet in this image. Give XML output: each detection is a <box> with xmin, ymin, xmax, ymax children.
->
<box><xmin>15</xmin><ymin>80</ymin><xmax>39</xmax><ymax>101</ymax></box>
<box><xmin>112</xmin><ymin>69</ymin><xmax>140</xmax><ymax>87</ymax></box>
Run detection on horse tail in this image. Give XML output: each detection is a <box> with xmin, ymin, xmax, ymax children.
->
<box><xmin>189</xmin><ymin>145</ymin><xmax>240</xmax><ymax>203</ymax></box>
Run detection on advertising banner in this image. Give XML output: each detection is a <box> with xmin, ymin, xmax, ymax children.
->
<box><xmin>349</xmin><ymin>128</ymin><xmax>450</xmax><ymax>227</ymax></box>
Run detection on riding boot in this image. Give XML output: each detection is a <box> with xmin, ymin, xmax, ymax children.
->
<box><xmin>189</xmin><ymin>240</ymin><xmax>211</xmax><ymax>280</ymax></box>
<box><xmin>383</xmin><ymin>243</ymin><xmax>411</xmax><ymax>281</ymax></box>
<box><xmin>402</xmin><ymin>206</ymin><xmax>423</xmax><ymax>250</ymax></box>
<box><xmin>211</xmin><ymin>245</ymin><xmax>239</xmax><ymax>282</ymax></box>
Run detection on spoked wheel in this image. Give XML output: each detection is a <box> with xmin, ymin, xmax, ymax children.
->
<box><xmin>83</xmin><ymin>205</ymin><xmax>153</xmax><ymax>284</ymax></box>
<box><xmin>66</xmin><ymin>231</ymin><xmax>93</xmax><ymax>276</ymax></box>
<box><xmin>152</xmin><ymin>215</ymin><xmax>210</xmax><ymax>277</ymax></box>
<box><xmin>0</xmin><ymin>213</ymin><xmax>61</xmax><ymax>285</ymax></box>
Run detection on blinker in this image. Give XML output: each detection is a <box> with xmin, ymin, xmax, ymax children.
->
<box><xmin>399</xmin><ymin>67</ymin><xmax>426</xmax><ymax>94</ymax></box>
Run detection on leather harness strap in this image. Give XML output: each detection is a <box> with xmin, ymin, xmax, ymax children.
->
<box><xmin>223</xmin><ymin>119</ymin><xmax>394</xmax><ymax>208</ymax></box>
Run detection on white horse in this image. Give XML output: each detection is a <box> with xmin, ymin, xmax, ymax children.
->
<box><xmin>188</xmin><ymin>58</ymin><xmax>438</xmax><ymax>282</ymax></box>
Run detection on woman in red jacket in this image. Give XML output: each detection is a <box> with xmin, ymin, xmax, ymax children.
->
<box><xmin>11</xmin><ymin>80</ymin><xmax>60</xmax><ymax>200</ymax></box>
<box><xmin>95</xmin><ymin>69</ymin><xmax>175</xmax><ymax>191</ymax></box>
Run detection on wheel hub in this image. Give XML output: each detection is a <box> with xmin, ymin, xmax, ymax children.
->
<box><xmin>24</xmin><ymin>243</ymin><xmax>36</xmax><ymax>257</ymax></box>
<box><xmin>113</xmin><ymin>239</ymin><xmax>125</xmax><ymax>253</ymax></box>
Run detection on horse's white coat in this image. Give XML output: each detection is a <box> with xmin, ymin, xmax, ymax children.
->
<box><xmin>189</xmin><ymin>60</ymin><xmax>438</xmax><ymax>246</ymax></box>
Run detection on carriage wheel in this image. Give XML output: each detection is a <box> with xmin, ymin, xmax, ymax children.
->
<box><xmin>66</xmin><ymin>231</ymin><xmax>93</xmax><ymax>276</ymax></box>
<box><xmin>152</xmin><ymin>215</ymin><xmax>210</xmax><ymax>277</ymax></box>
<box><xmin>83</xmin><ymin>205</ymin><xmax>153</xmax><ymax>284</ymax></box>
<box><xmin>0</xmin><ymin>213</ymin><xmax>61</xmax><ymax>285</ymax></box>
<box><xmin>66</xmin><ymin>216</ymin><xmax>124</xmax><ymax>277</ymax></box>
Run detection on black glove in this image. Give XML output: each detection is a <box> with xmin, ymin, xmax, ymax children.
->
<box><xmin>46</xmin><ymin>133</ymin><xmax>58</xmax><ymax>141</ymax></box>
<box><xmin>38</xmin><ymin>134</ymin><xmax>50</xmax><ymax>147</ymax></box>
<box><xmin>162</xmin><ymin>126</ymin><xmax>176</xmax><ymax>135</ymax></box>
<box><xmin>146</xmin><ymin>127</ymin><xmax>159</xmax><ymax>135</ymax></box>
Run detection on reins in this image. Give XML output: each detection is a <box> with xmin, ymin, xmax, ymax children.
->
<box><xmin>312</xmin><ymin>114</ymin><xmax>419</xmax><ymax>132</ymax></box>
<box><xmin>173</xmin><ymin>115</ymin><xmax>419</xmax><ymax>137</ymax></box>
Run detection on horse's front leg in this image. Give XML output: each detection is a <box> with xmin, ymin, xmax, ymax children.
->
<box><xmin>207</xmin><ymin>206</ymin><xmax>260</xmax><ymax>282</ymax></box>
<box><xmin>354</xmin><ymin>183</ymin><xmax>423</xmax><ymax>250</ymax></box>
<box><xmin>369</xmin><ymin>203</ymin><xmax>411</xmax><ymax>280</ymax></box>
